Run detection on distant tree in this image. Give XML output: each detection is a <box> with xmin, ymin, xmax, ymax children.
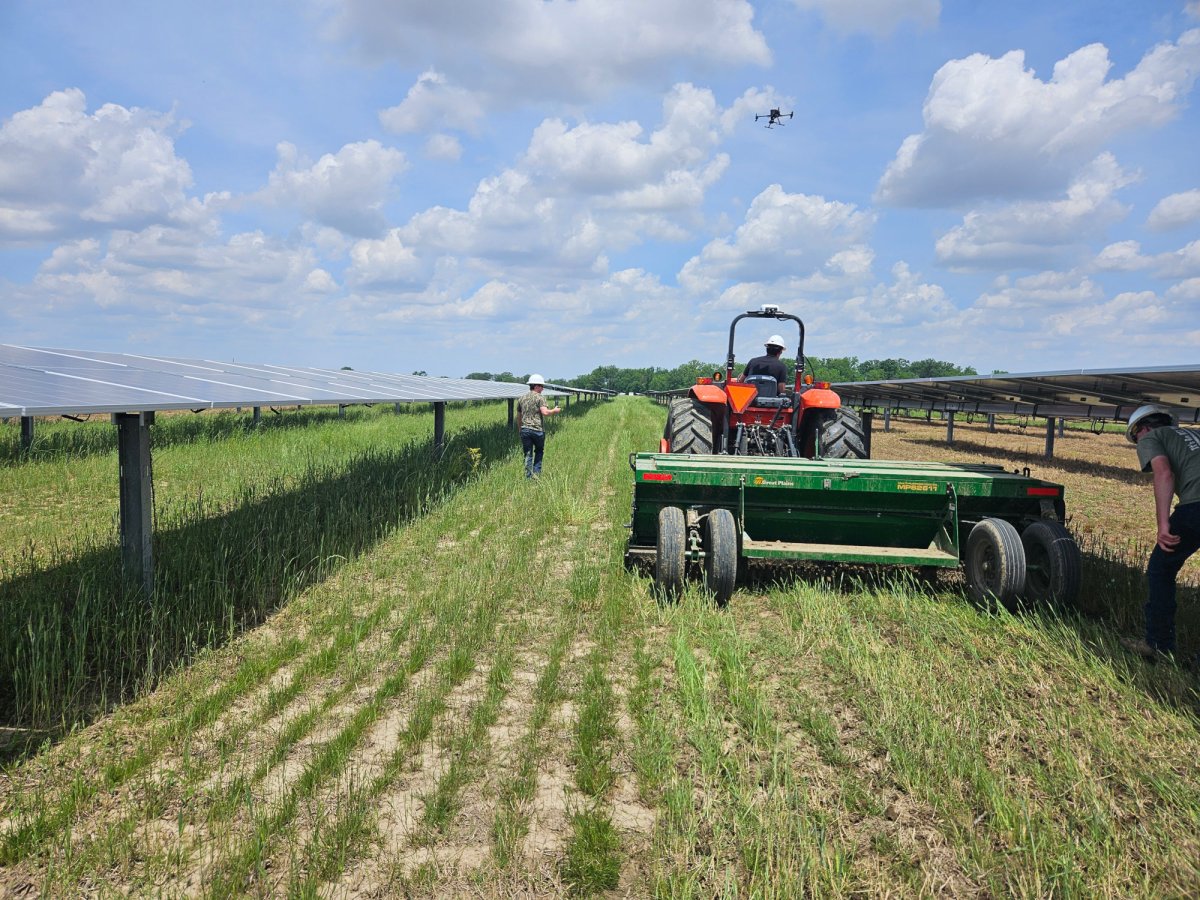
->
<box><xmin>341</xmin><ymin>366</ymin><xmax>353</xmax><ymax>371</ymax></box>
<box><xmin>412</xmin><ymin>370</ymin><xmax>428</xmax><ymax>376</ymax></box>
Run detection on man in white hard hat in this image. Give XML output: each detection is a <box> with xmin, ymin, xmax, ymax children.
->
<box><xmin>742</xmin><ymin>334</ymin><xmax>789</xmax><ymax>386</ymax></box>
<box><xmin>517</xmin><ymin>374</ymin><xmax>562</xmax><ymax>478</ymax></box>
<box><xmin>1122</xmin><ymin>404</ymin><xmax>1200</xmax><ymax>662</ymax></box>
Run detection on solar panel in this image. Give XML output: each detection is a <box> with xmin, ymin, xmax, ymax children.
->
<box><xmin>834</xmin><ymin>365</ymin><xmax>1200</xmax><ymax>424</ymax></box>
<box><xmin>0</xmin><ymin>345</ymin><xmax>566</xmax><ymax>418</ymax></box>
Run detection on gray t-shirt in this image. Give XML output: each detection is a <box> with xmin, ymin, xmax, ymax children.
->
<box><xmin>517</xmin><ymin>390</ymin><xmax>545</xmax><ymax>431</ymax></box>
<box><xmin>1137</xmin><ymin>425</ymin><xmax>1200</xmax><ymax>506</ymax></box>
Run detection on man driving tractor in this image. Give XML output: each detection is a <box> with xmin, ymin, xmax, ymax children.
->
<box><xmin>742</xmin><ymin>334</ymin><xmax>789</xmax><ymax>386</ymax></box>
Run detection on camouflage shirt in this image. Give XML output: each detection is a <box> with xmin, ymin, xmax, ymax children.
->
<box><xmin>518</xmin><ymin>390</ymin><xmax>545</xmax><ymax>431</ymax></box>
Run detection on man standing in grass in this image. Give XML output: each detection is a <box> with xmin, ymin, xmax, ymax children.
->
<box><xmin>518</xmin><ymin>374</ymin><xmax>562</xmax><ymax>479</ymax></box>
<box><xmin>1123</xmin><ymin>404</ymin><xmax>1200</xmax><ymax>662</ymax></box>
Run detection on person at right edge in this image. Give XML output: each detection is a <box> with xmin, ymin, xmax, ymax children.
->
<box><xmin>518</xmin><ymin>373</ymin><xmax>562</xmax><ymax>479</ymax></box>
<box><xmin>1122</xmin><ymin>404</ymin><xmax>1200</xmax><ymax>664</ymax></box>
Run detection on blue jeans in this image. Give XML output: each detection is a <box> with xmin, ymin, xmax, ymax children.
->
<box><xmin>1145</xmin><ymin>501</ymin><xmax>1200</xmax><ymax>653</ymax></box>
<box><xmin>520</xmin><ymin>428</ymin><xmax>545</xmax><ymax>477</ymax></box>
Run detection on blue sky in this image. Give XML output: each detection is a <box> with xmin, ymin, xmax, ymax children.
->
<box><xmin>1</xmin><ymin>0</ymin><xmax>1198</xmax><ymax>379</ymax></box>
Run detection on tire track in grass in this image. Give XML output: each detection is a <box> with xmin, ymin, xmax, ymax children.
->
<box><xmin>0</xmin><ymin>555</ymin><xmax>414</xmax><ymax>868</ymax></box>
<box><xmin>195</xmin><ymin>583</ymin><xmax>508</xmax><ymax>899</ymax></box>
<box><xmin>174</xmin><ymin>417</ymin><xmax>587</xmax><ymax>897</ymax></box>
<box><xmin>2</xmin><ymin>455</ymin><xmax>522</xmax><ymax>889</ymax></box>
<box><xmin>20</xmin><ymin>576</ymin><xmax>436</xmax><ymax>891</ymax></box>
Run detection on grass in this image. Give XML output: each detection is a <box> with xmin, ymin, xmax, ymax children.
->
<box><xmin>1</xmin><ymin>396</ymin><xmax>1198</xmax><ymax>898</ymax></box>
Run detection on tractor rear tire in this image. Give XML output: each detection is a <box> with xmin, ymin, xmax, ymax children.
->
<box><xmin>1020</xmin><ymin>520</ymin><xmax>1081</xmax><ymax>606</ymax></box>
<box><xmin>704</xmin><ymin>508</ymin><xmax>737</xmax><ymax>606</ymax></box>
<box><xmin>814</xmin><ymin>408</ymin><xmax>868</xmax><ymax>459</ymax></box>
<box><xmin>667</xmin><ymin>397</ymin><xmax>716</xmax><ymax>455</ymax></box>
<box><xmin>964</xmin><ymin>518</ymin><xmax>1026</xmax><ymax>609</ymax></box>
<box><xmin>655</xmin><ymin>506</ymin><xmax>687</xmax><ymax>600</ymax></box>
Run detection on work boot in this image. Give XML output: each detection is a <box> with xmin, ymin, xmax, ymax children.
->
<box><xmin>1119</xmin><ymin>636</ymin><xmax>1172</xmax><ymax>664</ymax></box>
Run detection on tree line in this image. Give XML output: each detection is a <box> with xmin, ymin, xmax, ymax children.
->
<box><xmin>463</xmin><ymin>357</ymin><xmax>977</xmax><ymax>394</ymax></box>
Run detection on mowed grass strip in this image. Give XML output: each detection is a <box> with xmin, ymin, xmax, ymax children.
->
<box><xmin>5</xmin><ymin>397</ymin><xmax>1200</xmax><ymax>898</ymax></box>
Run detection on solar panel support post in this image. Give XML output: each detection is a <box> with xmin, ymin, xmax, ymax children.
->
<box><xmin>253</xmin><ymin>406</ymin><xmax>261</xmax><ymax>427</ymax></box>
<box><xmin>338</xmin><ymin>405</ymin><xmax>345</xmax><ymax>419</ymax></box>
<box><xmin>1044</xmin><ymin>417</ymin><xmax>1056</xmax><ymax>459</ymax></box>
<box><xmin>1057</xmin><ymin>418</ymin><xmax>1065</xmax><ymax>437</ymax></box>
<box><xmin>394</xmin><ymin>403</ymin><xmax>402</xmax><ymax>415</ymax></box>
<box><xmin>507</xmin><ymin>399</ymin><xmax>514</xmax><ymax>428</ymax></box>
<box><xmin>433</xmin><ymin>402</ymin><xmax>446</xmax><ymax>453</ymax></box>
<box><xmin>861</xmin><ymin>411</ymin><xmax>873</xmax><ymax>457</ymax></box>
<box><xmin>20</xmin><ymin>416</ymin><xmax>34</xmax><ymax>454</ymax></box>
<box><xmin>987</xmin><ymin>414</ymin><xmax>996</xmax><ymax>433</ymax></box>
<box><xmin>114</xmin><ymin>412</ymin><xmax>155</xmax><ymax>600</ymax></box>
<box><xmin>883</xmin><ymin>408</ymin><xmax>891</xmax><ymax>432</ymax></box>
<box><xmin>946</xmin><ymin>411</ymin><xmax>955</xmax><ymax>446</ymax></box>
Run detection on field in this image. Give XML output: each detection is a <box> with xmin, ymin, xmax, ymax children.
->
<box><xmin>1</xmin><ymin>397</ymin><xmax>1199</xmax><ymax>897</ymax></box>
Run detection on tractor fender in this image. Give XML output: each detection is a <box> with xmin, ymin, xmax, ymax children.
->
<box><xmin>800</xmin><ymin>387</ymin><xmax>841</xmax><ymax>410</ymax></box>
<box><xmin>690</xmin><ymin>384</ymin><xmax>729</xmax><ymax>406</ymax></box>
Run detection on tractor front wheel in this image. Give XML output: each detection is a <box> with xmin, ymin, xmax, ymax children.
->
<box><xmin>655</xmin><ymin>506</ymin><xmax>687</xmax><ymax>600</ymax></box>
<box><xmin>1021</xmin><ymin>520</ymin><xmax>1081</xmax><ymax>606</ymax></box>
<box><xmin>812</xmin><ymin>408</ymin><xmax>868</xmax><ymax>459</ymax></box>
<box><xmin>704</xmin><ymin>508</ymin><xmax>737</xmax><ymax>606</ymax></box>
<box><xmin>667</xmin><ymin>397</ymin><xmax>716</xmax><ymax>454</ymax></box>
<box><xmin>964</xmin><ymin>518</ymin><xmax>1026</xmax><ymax>609</ymax></box>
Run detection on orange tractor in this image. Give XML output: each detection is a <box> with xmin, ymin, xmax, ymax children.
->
<box><xmin>662</xmin><ymin>305</ymin><xmax>868</xmax><ymax>459</ymax></box>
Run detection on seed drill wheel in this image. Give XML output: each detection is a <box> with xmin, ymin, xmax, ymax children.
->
<box><xmin>1020</xmin><ymin>520</ymin><xmax>1081</xmax><ymax>605</ymax></box>
<box><xmin>812</xmin><ymin>408</ymin><xmax>868</xmax><ymax>459</ymax></box>
<box><xmin>667</xmin><ymin>397</ymin><xmax>715</xmax><ymax>454</ymax></box>
<box><xmin>655</xmin><ymin>506</ymin><xmax>687</xmax><ymax>600</ymax></box>
<box><xmin>704</xmin><ymin>509</ymin><xmax>737</xmax><ymax>606</ymax></box>
<box><xmin>964</xmin><ymin>518</ymin><xmax>1026</xmax><ymax>609</ymax></box>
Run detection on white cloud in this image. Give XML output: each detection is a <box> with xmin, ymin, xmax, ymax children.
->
<box><xmin>379</xmin><ymin>70</ymin><xmax>487</xmax><ymax>135</ymax></box>
<box><xmin>1093</xmin><ymin>238</ymin><xmax>1200</xmax><ymax>277</ymax></box>
<box><xmin>28</xmin><ymin>225</ymin><xmax>324</xmax><ymax>322</ymax></box>
<box><xmin>256</xmin><ymin>140</ymin><xmax>408</xmax><ymax>237</ymax></box>
<box><xmin>346</xmin><ymin>230</ymin><xmax>424</xmax><ymax>290</ymax></box>
<box><xmin>424</xmin><ymin>134</ymin><xmax>463</xmax><ymax>161</ymax></box>
<box><xmin>1147</xmin><ymin>188</ymin><xmax>1200</xmax><ymax>230</ymax></box>
<box><xmin>788</xmin><ymin>0</ymin><xmax>939</xmax><ymax>38</ymax></box>
<box><xmin>877</xmin><ymin>30</ymin><xmax>1200</xmax><ymax>207</ymax></box>
<box><xmin>842</xmin><ymin>261</ymin><xmax>955</xmax><ymax>326</ymax></box>
<box><xmin>358</xmin><ymin>84</ymin><xmax>739</xmax><ymax>285</ymax></box>
<box><xmin>0</xmin><ymin>89</ymin><xmax>211</xmax><ymax>244</ymax></box>
<box><xmin>935</xmin><ymin>153</ymin><xmax>1136</xmax><ymax>269</ymax></box>
<box><xmin>680</xmin><ymin>184</ymin><xmax>875</xmax><ymax>296</ymax></box>
<box><xmin>329</xmin><ymin>0</ymin><xmax>770</xmax><ymax>101</ymax></box>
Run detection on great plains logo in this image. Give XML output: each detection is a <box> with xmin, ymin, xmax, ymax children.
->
<box><xmin>896</xmin><ymin>481</ymin><xmax>938</xmax><ymax>492</ymax></box>
<box><xmin>753</xmin><ymin>476</ymin><xmax>790</xmax><ymax>486</ymax></box>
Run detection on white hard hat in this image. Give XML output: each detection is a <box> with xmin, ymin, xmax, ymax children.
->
<box><xmin>765</xmin><ymin>334</ymin><xmax>786</xmax><ymax>350</ymax></box>
<box><xmin>1125</xmin><ymin>404</ymin><xmax>1175</xmax><ymax>443</ymax></box>
<box><xmin>527</xmin><ymin>373</ymin><xmax>545</xmax><ymax>386</ymax></box>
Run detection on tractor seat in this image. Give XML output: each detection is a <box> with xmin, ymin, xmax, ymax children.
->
<box><xmin>743</xmin><ymin>374</ymin><xmax>792</xmax><ymax>408</ymax></box>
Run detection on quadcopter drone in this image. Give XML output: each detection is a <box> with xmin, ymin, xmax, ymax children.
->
<box><xmin>755</xmin><ymin>108</ymin><xmax>793</xmax><ymax>129</ymax></box>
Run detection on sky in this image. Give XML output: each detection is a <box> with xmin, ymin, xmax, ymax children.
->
<box><xmin>1</xmin><ymin>1</ymin><xmax>1198</xmax><ymax>380</ymax></box>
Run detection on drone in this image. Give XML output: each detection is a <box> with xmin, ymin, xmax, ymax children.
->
<box><xmin>755</xmin><ymin>108</ymin><xmax>793</xmax><ymax>129</ymax></box>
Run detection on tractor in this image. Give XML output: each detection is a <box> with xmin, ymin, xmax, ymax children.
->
<box><xmin>662</xmin><ymin>305</ymin><xmax>867</xmax><ymax>459</ymax></box>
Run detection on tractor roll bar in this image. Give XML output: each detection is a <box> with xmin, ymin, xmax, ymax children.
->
<box><xmin>725</xmin><ymin>308</ymin><xmax>806</xmax><ymax>393</ymax></box>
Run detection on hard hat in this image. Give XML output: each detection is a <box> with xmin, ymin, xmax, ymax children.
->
<box><xmin>765</xmin><ymin>334</ymin><xmax>786</xmax><ymax>349</ymax></box>
<box><xmin>1125</xmin><ymin>403</ymin><xmax>1175</xmax><ymax>443</ymax></box>
<box><xmin>527</xmin><ymin>373</ymin><xmax>545</xmax><ymax>386</ymax></box>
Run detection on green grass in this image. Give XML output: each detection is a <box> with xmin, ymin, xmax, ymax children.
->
<box><xmin>1</xmin><ymin>396</ymin><xmax>1198</xmax><ymax>898</ymax></box>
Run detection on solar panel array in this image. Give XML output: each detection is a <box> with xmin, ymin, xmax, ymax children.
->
<box><xmin>648</xmin><ymin>365</ymin><xmax>1200</xmax><ymax>425</ymax></box>
<box><xmin>832</xmin><ymin>365</ymin><xmax>1200</xmax><ymax>424</ymax></box>
<box><xmin>0</xmin><ymin>345</ymin><xmax>566</xmax><ymax>419</ymax></box>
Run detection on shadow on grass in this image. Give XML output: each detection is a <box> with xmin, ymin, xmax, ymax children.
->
<box><xmin>0</xmin><ymin>414</ymin><xmax>542</xmax><ymax>764</ymax></box>
<box><xmin>0</xmin><ymin>400</ymin><xmax>510</xmax><ymax>465</ymax></box>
